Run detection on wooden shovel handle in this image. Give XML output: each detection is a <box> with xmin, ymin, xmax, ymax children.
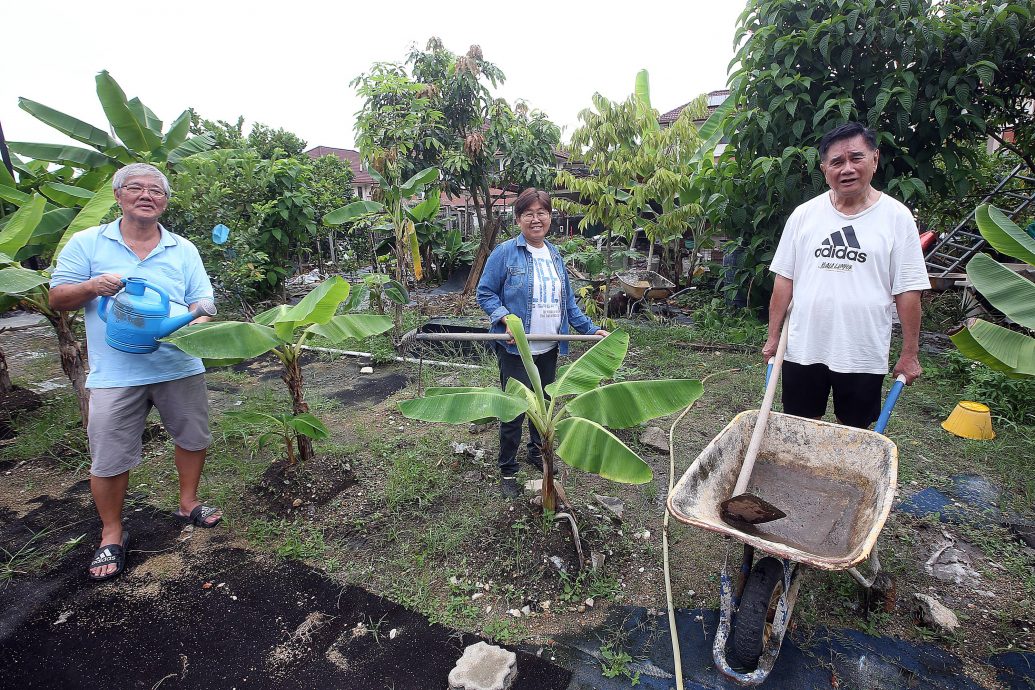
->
<box><xmin>732</xmin><ymin>305</ymin><xmax>791</xmax><ymax>496</ymax></box>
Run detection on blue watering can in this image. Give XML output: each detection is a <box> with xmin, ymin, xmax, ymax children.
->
<box><xmin>98</xmin><ymin>277</ymin><xmax>216</xmax><ymax>354</ymax></box>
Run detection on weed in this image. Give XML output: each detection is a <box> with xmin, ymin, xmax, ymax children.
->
<box><xmin>1</xmin><ymin>527</ymin><xmax>87</xmax><ymax>587</ymax></box>
<box><xmin>245</xmin><ymin>518</ymin><xmax>328</xmax><ymax>561</ymax></box>
<box><xmin>597</xmin><ymin>626</ymin><xmax>641</xmax><ymax>685</ymax></box>
<box><xmin>483</xmin><ymin>617</ymin><xmax>521</xmax><ymax>645</ymax></box>
<box><xmin>4</xmin><ymin>394</ymin><xmax>89</xmax><ymax>472</ymax></box>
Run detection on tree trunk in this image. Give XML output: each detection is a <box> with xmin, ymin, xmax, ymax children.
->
<box><xmin>281</xmin><ymin>355</ymin><xmax>314</xmax><ymax>464</ymax></box>
<box><xmin>0</xmin><ymin>345</ymin><xmax>12</xmax><ymax>397</ymax></box>
<box><xmin>541</xmin><ymin>435</ymin><xmax>558</xmax><ymax>513</ymax></box>
<box><xmin>462</xmin><ymin>186</ymin><xmax>500</xmax><ymax>295</ymax></box>
<box><xmin>47</xmin><ymin>312</ymin><xmax>89</xmax><ymax>428</ymax></box>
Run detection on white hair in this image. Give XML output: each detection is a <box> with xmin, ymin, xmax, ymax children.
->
<box><xmin>112</xmin><ymin>163</ymin><xmax>171</xmax><ymax>196</ymax></box>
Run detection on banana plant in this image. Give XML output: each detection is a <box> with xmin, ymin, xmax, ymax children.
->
<box><xmin>949</xmin><ymin>204</ymin><xmax>1035</xmax><ymax>377</ymax></box>
<box><xmin>399</xmin><ymin>314</ymin><xmax>704</xmax><ymax>511</ymax></box>
<box><xmin>9</xmin><ymin>70</ymin><xmax>214</xmax><ymax>174</ymax></box>
<box><xmin>162</xmin><ymin>276</ymin><xmax>392</xmax><ymax>464</ymax></box>
<box><xmin>325</xmin><ymin>166</ymin><xmax>438</xmax><ymax>332</ymax></box>
<box><xmin>223</xmin><ymin>410</ymin><xmax>329</xmax><ymax>467</ymax></box>
<box><xmin>0</xmin><ymin>189</ymin><xmax>119</xmax><ymax>426</ymax></box>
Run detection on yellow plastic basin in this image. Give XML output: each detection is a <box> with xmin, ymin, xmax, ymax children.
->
<box><xmin>941</xmin><ymin>401</ymin><xmax>996</xmax><ymax>440</ymax></box>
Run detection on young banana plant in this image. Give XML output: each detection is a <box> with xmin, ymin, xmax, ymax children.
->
<box><xmin>399</xmin><ymin>314</ymin><xmax>704</xmax><ymax>511</ymax></box>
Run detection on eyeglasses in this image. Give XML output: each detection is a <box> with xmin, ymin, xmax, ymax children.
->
<box><xmin>120</xmin><ymin>184</ymin><xmax>168</xmax><ymax>198</ymax></box>
<box><xmin>519</xmin><ymin>210</ymin><xmax>551</xmax><ymax>221</ymax></box>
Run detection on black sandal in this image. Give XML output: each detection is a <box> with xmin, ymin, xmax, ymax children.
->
<box><xmin>87</xmin><ymin>531</ymin><xmax>129</xmax><ymax>581</ymax></box>
<box><xmin>174</xmin><ymin>504</ymin><xmax>223</xmax><ymax>528</ymax></box>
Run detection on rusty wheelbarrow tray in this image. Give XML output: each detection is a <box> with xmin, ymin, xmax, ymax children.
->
<box><xmin>667</xmin><ymin>377</ymin><xmax>904</xmax><ymax>685</ymax></box>
<box><xmin>616</xmin><ymin>269</ymin><xmax>675</xmax><ymax>301</ymax></box>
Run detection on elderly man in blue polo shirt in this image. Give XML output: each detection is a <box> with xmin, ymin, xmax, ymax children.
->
<box><xmin>50</xmin><ymin>163</ymin><xmax>222</xmax><ymax>581</ymax></box>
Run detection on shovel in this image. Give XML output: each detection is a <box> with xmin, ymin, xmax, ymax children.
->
<box><xmin>720</xmin><ymin>305</ymin><xmax>791</xmax><ymax>526</ymax></box>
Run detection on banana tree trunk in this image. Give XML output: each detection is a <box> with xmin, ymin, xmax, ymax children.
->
<box><xmin>281</xmin><ymin>355</ymin><xmax>314</xmax><ymax>464</ymax></box>
<box><xmin>541</xmin><ymin>435</ymin><xmax>558</xmax><ymax>512</ymax></box>
<box><xmin>47</xmin><ymin>312</ymin><xmax>89</xmax><ymax>428</ymax></box>
<box><xmin>0</xmin><ymin>345</ymin><xmax>12</xmax><ymax>397</ymax></box>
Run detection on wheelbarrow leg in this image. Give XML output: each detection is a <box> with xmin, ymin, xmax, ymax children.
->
<box><xmin>848</xmin><ymin>547</ymin><xmax>896</xmax><ymax>613</ymax></box>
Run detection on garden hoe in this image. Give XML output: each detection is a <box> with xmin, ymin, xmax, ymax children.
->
<box><xmin>720</xmin><ymin>305</ymin><xmax>790</xmax><ymax>526</ymax></box>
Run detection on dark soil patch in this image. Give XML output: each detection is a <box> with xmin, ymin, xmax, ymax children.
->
<box><xmin>248</xmin><ymin>455</ymin><xmax>356</xmax><ymax>517</ymax></box>
<box><xmin>328</xmin><ymin>371</ymin><xmax>409</xmax><ymax>405</ymax></box>
<box><xmin>0</xmin><ymin>501</ymin><xmax>571</xmax><ymax>689</ymax></box>
<box><xmin>0</xmin><ymin>386</ymin><xmax>43</xmax><ymax>441</ymax></box>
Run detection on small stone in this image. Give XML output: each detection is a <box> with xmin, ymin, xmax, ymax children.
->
<box><xmin>389</xmin><ymin>628</ymin><xmax>398</xmax><ymax>640</ymax></box>
<box><xmin>508</xmin><ymin>609</ymin><xmax>522</xmax><ymax>618</ymax></box>
<box><xmin>54</xmin><ymin>610</ymin><xmax>72</xmax><ymax>625</ymax></box>
<box><xmin>292</xmin><ymin>498</ymin><xmax>303</xmax><ymax>508</ymax></box>
<box><xmin>231</xmin><ymin>595</ymin><xmax>237</xmax><ymax>601</ymax></box>
<box><xmin>639</xmin><ymin>426</ymin><xmax>670</xmax><ymax>453</ymax></box>
<box><xmin>578</xmin><ymin>605</ymin><xmax>586</xmax><ymax>613</ymax></box>
<box><xmin>521</xmin><ymin>605</ymin><xmax>531</xmax><ymax>616</ymax></box>
<box><xmin>641</xmin><ymin>530</ymin><xmax>651</xmax><ymax>540</ymax></box>
<box><xmin>541</xmin><ymin>600</ymin><xmax>551</xmax><ymax>610</ymax></box>
<box><xmin>548</xmin><ymin>556</ymin><xmax>567</xmax><ymax>574</ymax></box>
<box><xmin>594</xmin><ymin>494</ymin><xmax>625</xmax><ymax>521</ymax></box>
<box><xmin>584</xmin><ymin>597</ymin><xmax>594</xmax><ymax>608</ymax></box>
<box><xmin>448</xmin><ymin>641</ymin><xmax>518</xmax><ymax>690</ymax></box>
<box><xmin>591</xmin><ymin>552</ymin><xmax>605</xmax><ymax>572</ymax></box>
<box><xmin>638</xmin><ymin>567</ymin><xmax>645</xmax><ymax>573</ymax></box>
<box><xmin>472</xmin><ymin>592</ymin><xmax>485</xmax><ymax>601</ymax></box>
<box><xmin>202</xmin><ymin>582</ymin><xmax>213</xmax><ymax>589</ymax></box>
<box><xmin>360</xmin><ymin>366</ymin><xmax>374</xmax><ymax>374</ymax></box>
<box><xmin>914</xmin><ymin>594</ymin><xmax>960</xmax><ymax>634</ymax></box>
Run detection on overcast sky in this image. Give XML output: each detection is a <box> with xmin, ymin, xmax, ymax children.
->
<box><xmin>2</xmin><ymin>1</ymin><xmax>744</xmax><ymax>153</ymax></box>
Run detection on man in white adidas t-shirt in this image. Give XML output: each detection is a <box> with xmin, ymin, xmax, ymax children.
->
<box><xmin>763</xmin><ymin>122</ymin><xmax>930</xmax><ymax>428</ymax></box>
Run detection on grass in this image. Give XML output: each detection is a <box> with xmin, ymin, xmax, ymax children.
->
<box><xmin>2</xmin><ymin>395</ymin><xmax>89</xmax><ymax>472</ymax></box>
<box><xmin>1</xmin><ymin>525</ymin><xmax>87</xmax><ymax>588</ymax></box>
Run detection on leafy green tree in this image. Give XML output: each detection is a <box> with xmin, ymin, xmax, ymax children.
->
<box><xmin>556</xmin><ymin>71</ymin><xmax>709</xmax><ymax>284</ymax></box>
<box><xmin>352</xmin><ymin>39</ymin><xmax>561</xmax><ymax>294</ymax></box>
<box><xmin>714</xmin><ymin>0</ymin><xmax>1035</xmax><ymax>303</ymax></box>
<box><xmin>400</xmin><ymin>315</ymin><xmax>703</xmax><ymax>511</ymax></box>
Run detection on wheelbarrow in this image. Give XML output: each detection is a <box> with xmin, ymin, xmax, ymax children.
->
<box><xmin>617</xmin><ymin>269</ymin><xmax>675</xmax><ymax>300</ymax></box>
<box><xmin>667</xmin><ymin>372</ymin><xmax>906</xmax><ymax>685</ymax></box>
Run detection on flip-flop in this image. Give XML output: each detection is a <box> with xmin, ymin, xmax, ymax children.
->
<box><xmin>87</xmin><ymin>531</ymin><xmax>130</xmax><ymax>581</ymax></box>
<box><xmin>173</xmin><ymin>504</ymin><xmax>223</xmax><ymax>528</ymax></box>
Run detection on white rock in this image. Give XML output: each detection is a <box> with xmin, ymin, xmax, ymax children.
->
<box><xmin>521</xmin><ymin>605</ymin><xmax>531</xmax><ymax>616</ymax></box>
<box><xmin>472</xmin><ymin>592</ymin><xmax>485</xmax><ymax>601</ymax></box>
<box><xmin>639</xmin><ymin>426</ymin><xmax>670</xmax><ymax>453</ymax></box>
<box><xmin>641</xmin><ymin>530</ymin><xmax>651</xmax><ymax>540</ymax></box>
<box><xmin>389</xmin><ymin>628</ymin><xmax>398</xmax><ymax>640</ymax></box>
<box><xmin>508</xmin><ymin>609</ymin><xmax>522</xmax><ymax>618</ymax></box>
<box><xmin>54</xmin><ymin>610</ymin><xmax>72</xmax><ymax>625</ymax></box>
<box><xmin>914</xmin><ymin>594</ymin><xmax>960</xmax><ymax>634</ymax></box>
<box><xmin>360</xmin><ymin>366</ymin><xmax>374</xmax><ymax>374</ymax></box>
<box><xmin>584</xmin><ymin>597</ymin><xmax>595</xmax><ymax>608</ymax></box>
<box><xmin>541</xmin><ymin>600</ymin><xmax>551</xmax><ymax>610</ymax></box>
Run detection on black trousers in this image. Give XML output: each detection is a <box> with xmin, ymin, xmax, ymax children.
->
<box><xmin>496</xmin><ymin>345</ymin><xmax>557</xmax><ymax>476</ymax></box>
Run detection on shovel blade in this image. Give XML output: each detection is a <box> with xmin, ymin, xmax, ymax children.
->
<box><xmin>720</xmin><ymin>493</ymin><xmax>787</xmax><ymax>525</ymax></box>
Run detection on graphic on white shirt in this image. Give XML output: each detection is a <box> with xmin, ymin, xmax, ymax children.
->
<box><xmin>528</xmin><ymin>244</ymin><xmax>562</xmax><ymax>354</ymax></box>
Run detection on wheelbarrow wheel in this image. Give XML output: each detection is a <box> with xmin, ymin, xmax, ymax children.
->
<box><xmin>732</xmin><ymin>556</ymin><xmax>785</xmax><ymax>669</ymax></box>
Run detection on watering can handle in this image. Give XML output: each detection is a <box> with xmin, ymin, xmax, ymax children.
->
<box><xmin>874</xmin><ymin>374</ymin><xmax>907</xmax><ymax>435</ymax></box>
<box><xmin>142</xmin><ymin>280</ymin><xmax>171</xmax><ymax>311</ymax></box>
<box><xmin>97</xmin><ymin>278</ymin><xmax>128</xmax><ymax>323</ymax></box>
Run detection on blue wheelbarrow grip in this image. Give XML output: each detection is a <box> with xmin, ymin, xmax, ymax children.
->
<box><xmin>874</xmin><ymin>374</ymin><xmax>907</xmax><ymax>434</ymax></box>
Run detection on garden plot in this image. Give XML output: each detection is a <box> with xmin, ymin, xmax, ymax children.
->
<box><xmin>1</xmin><ymin>316</ymin><xmax>1033</xmax><ymax>688</ymax></box>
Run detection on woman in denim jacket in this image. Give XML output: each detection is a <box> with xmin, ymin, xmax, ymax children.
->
<box><xmin>476</xmin><ymin>188</ymin><xmax>609</xmax><ymax>498</ymax></box>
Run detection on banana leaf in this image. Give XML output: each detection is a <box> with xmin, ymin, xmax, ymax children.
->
<box><xmin>975</xmin><ymin>204</ymin><xmax>1035</xmax><ymax>265</ymax></box>
<box><xmin>324</xmin><ymin>200</ymin><xmax>384</xmax><ymax>225</ymax></box>
<box><xmin>287</xmin><ymin>413</ymin><xmax>329</xmax><ymax>440</ymax></box>
<box><xmin>0</xmin><ymin>195</ymin><xmax>46</xmax><ymax>258</ymax></box>
<box><xmin>17</xmin><ymin>97</ymin><xmax>121</xmax><ymax>151</ymax></box>
<box><xmin>127</xmin><ymin>97</ymin><xmax>163</xmax><ymax>138</ymax></box>
<box><xmin>409</xmin><ymin>192</ymin><xmax>441</xmax><ymax>222</ymax></box>
<box><xmin>167</xmin><ymin>134</ymin><xmax>216</xmax><ymax>166</ymax></box>
<box><xmin>162</xmin><ymin>110</ymin><xmax>192</xmax><ymax>151</ymax></box>
<box><xmin>253</xmin><ymin>304</ymin><xmax>296</xmax><ymax>341</ymax></box>
<box><xmin>306</xmin><ymin>313</ymin><xmax>393</xmax><ymax>343</ymax></box>
<box><xmin>545</xmin><ymin>330</ymin><xmax>629</xmax><ymax>398</ymax></box>
<box><xmin>341</xmin><ymin>283</ymin><xmax>369</xmax><ymax>312</ymax></box>
<box><xmin>405</xmin><ymin>218</ymin><xmax>423</xmax><ymax>280</ymax></box>
<box><xmin>505</xmin><ymin>314</ymin><xmax>544</xmax><ymax>403</ymax></box>
<box><xmin>399</xmin><ymin>167</ymin><xmax>439</xmax><ymax>198</ymax></box>
<box><xmin>0</xmin><ymin>156</ymin><xmax>17</xmax><ymax>188</ymax></box>
<box><xmin>565</xmin><ymin>379</ymin><xmax>704</xmax><ymax>429</ymax></box>
<box><xmin>383</xmin><ymin>280</ymin><xmax>409</xmax><ymax>305</ymax></box>
<box><xmin>7</xmin><ymin>141</ymin><xmax>116</xmax><ymax>170</ymax></box>
<box><xmin>398</xmin><ymin>389</ymin><xmax>527</xmax><ymax>423</ymax></box>
<box><xmin>555</xmin><ymin>417</ymin><xmax>652</xmax><ymax>484</ymax></box>
<box><xmin>949</xmin><ymin>318</ymin><xmax>1035</xmax><ymax>377</ymax></box>
<box><xmin>0</xmin><ymin>184</ymin><xmax>31</xmax><ymax>206</ymax></box>
<box><xmin>966</xmin><ymin>253</ymin><xmax>1035</xmax><ymax>329</ymax></box>
<box><xmin>14</xmin><ymin>208</ymin><xmax>78</xmax><ymax>261</ymax></box>
<box><xmin>279</xmin><ymin>276</ymin><xmax>351</xmax><ymax>326</ymax></box>
<box><xmin>40</xmin><ymin>182</ymin><xmax>94</xmax><ymax>208</ymax></box>
<box><xmin>96</xmin><ymin>71</ymin><xmax>161</xmax><ymax>153</ymax></box>
<box><xmin>0</xmin><ymin>267</ymin><xmax>49</xmax><ymax>294</ymax></box>
<box><xmin>51</xmin><ymin>181</ymin><xmax>116</xmax><ymax>259</ymax></box>
<box><xmin>161</xmin><ymin>321</ymin><xmax>285</xmax><ymax>360</ymax></box>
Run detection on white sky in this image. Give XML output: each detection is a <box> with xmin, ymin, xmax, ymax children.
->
<box><xmin>2</xmin><ymin>1</ymin><xmax>744</xmax><ymax>153</ymax></box>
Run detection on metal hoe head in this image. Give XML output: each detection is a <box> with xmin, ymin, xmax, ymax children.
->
<box><xmin>720</xmin><ymin>492</ymin><xmax>787</xmax><ymax>525</ymax></box>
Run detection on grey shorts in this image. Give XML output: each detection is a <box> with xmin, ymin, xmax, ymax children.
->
<box><xmin>87</xmin><ymin>374</ymin><xmax>211</xmax><ymax>477</ymax></box>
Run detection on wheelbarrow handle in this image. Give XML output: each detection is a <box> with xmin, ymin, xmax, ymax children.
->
<box><xmin>874</xmin><ymin>374</ymin><xmax>907</xmax><ymax>435</ymax></box>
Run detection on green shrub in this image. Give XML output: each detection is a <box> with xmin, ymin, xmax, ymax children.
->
<box><xmin>929</xmin><ymin>351</ymin><xmax>1035</xmax><ymax>425</ymax></box>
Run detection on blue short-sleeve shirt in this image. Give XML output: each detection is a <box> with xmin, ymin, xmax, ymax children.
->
<box><xmin>50</xmin><ymin>218</ymin><xmax>214</xmax><ymax>388</ymax></box>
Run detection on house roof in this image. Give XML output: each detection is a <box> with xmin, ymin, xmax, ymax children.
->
<box><xmin>658</xmin><ymin>89</ymin><xmax>730</xmax><ymax>126</ymax></box>
<box><xmin>305</xmin><ymin>146</ymin><xmax>376</xmax><ymax>186</ymax></box>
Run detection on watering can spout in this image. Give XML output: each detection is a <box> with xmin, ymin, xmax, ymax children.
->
<box><xmin>157</xmin><ymin>299</ymin><xmax>217</xmax><ymax>339</ymax></box>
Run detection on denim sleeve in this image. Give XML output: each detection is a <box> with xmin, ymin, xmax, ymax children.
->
<box><xmin>562</xmin><ymin>266</ymin><xmax>598</xmax><ymax>334</ymax></box>
<box><xmin>476</xmin><ymin>246</ymin><xmax>510</xmax><ymax>325</ymax></box>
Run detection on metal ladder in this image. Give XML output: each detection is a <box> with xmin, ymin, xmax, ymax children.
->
<box><xmin>925</xmin><ymin>163</ymin><xmax>1035</xmax><ymax>276</ymax></box>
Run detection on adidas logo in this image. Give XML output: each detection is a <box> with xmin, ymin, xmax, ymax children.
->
<box><xmin>814</xmin><ymin>225</ymin><xmax>867</xmax><ymax>262</ymax></box>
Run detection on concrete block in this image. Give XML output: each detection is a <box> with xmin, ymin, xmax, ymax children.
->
<box><xmin>448</xmin><ymin>641</ymin><xmax>518</xmax><ymax>690</ymax></box>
